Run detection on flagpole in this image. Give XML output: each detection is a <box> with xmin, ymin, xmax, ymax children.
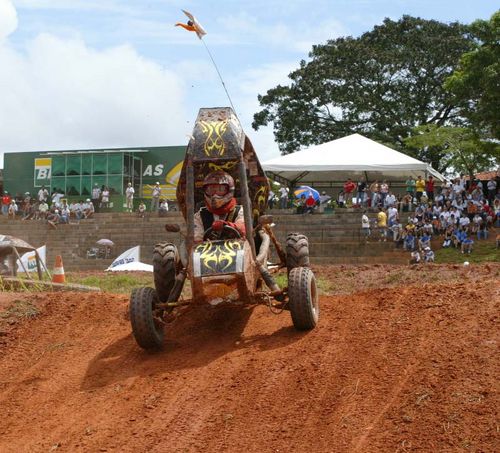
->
<box><xmin>200</xmin><ymin>38</ymin><xmax>239</xmax><ymax>119</ymax></box>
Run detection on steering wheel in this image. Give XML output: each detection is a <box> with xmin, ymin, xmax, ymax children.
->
<box><xmin>203</xmin><ymin>225</ymin><xmax>242</xmax><ymax>241</ymax></box>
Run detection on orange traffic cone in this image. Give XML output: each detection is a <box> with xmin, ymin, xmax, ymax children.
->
<box><xmin>52</xmin><ymin>255</ymin><xmax>65</xmax><ymax>284</ymax></box>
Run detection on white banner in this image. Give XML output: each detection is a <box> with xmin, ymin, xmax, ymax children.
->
<box><xmin>106</xmin><ymin>246</ymin><xmax>140</xmax><ymax>271</ymax></box>
<box><xmin>17</xmin><ymin>245</ymin><xmax>46</xmax><ymax>273</ymax></box>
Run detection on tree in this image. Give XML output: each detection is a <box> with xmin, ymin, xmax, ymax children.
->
<box><xmin>403</xmin><ymin>125</ymin><xmax>499</xmax><ymax>179</ymax></box>
<box><xmin>253</xmin><ymin>16</ymin><xmax>473</xmax><ymax>161</ymax></box>
<box><xmin>445</xmin><ymin>11</ymin><xmax>500</xmax><ymax>139</ymax></box>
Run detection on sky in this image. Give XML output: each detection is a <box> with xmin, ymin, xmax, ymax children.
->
<box><xmin>0</xmin><ymin>0</ymin><xmax>498</xmax><ymax>167</ymax></box>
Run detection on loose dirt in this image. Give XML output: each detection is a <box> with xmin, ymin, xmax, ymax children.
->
<box><xmin>0</xmin><ymin>264</ymin><xmax>498</xmax><ymax>452</ymax></box>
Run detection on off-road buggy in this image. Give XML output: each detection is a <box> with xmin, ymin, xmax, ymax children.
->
<box><xmin>130</xmin><ymin>107</ymin><xmax>319</xmax><ymax>350</ymax></box>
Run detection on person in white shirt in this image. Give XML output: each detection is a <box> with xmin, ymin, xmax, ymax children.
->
<box><xmin>38</xmin><ymin>201</ymin><xmax>49</xmax><ymax>219</ymax></box>
<box><xmin>82</xmin><ymin>199</ymin><xmax>94</xmax><ymax>218</ymax></box>
<box><xmin>38</xmin><ymin>186</ymin><xmax>49</xmax><ymax>203</ymax></box>
<box><xmin>125</xmin><ymin>183</ymin><xmax>135</xmax><ymax>212</ymax></box>
<box><xmin>361</xmin><ymin>210</ymin><xmax>371</xmax><ymax>242</ymax></box>
<box><xmin>459</xmin><ymin>216</ymin><xmax>470</xmax><ymax>229</ymax></box>
<box><xmin>149</xmin><ymin>182</ymin><xmax>162</xmax><ymax>212</ymax></box>
<box><xmin>101</xmin><ymin>187</ymin><xmax>110</xmax><ymax>209</ymax></box>
<box><xmin>91</xmin><ymin>184</ymin><xmax>101</xmax><ymax>212</ymax></box>
<box><xmin>279</xmin><ymin>186</ymin><xmax>289</xmax><ymax>209</ymax></box>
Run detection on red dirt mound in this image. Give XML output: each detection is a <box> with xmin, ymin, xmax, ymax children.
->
<box><xmin>0</xmin><ymin>268</ymin><xmax>498</xmax><ymax>452</ymax></box>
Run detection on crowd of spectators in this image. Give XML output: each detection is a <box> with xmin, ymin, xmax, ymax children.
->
<box><xmin>0</xmin><ymin>185</ymin><xmax>96</xmax><ymax>228</ymax></box>
<box><xmin>360</xmin><ymin>174</ymin><xmax>499</xmax><ymax>263</ymax></box>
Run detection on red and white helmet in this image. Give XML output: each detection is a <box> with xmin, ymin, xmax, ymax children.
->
<box><xmin>203</xmin><ymin>171</ymin><xmax>235</xmax><ymax>211</ymax></box>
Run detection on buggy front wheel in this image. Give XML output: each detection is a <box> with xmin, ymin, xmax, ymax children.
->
<box><xmin>130</xmin><ymin>287</ymin><xmax>165</xmax><ymax>350</ymax></box>
<box><xmin>288</xmin><ymin>267</ymin><xmax>319</xmax><ymax>330</ymax></box>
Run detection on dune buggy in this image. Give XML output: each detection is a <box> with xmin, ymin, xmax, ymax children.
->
<box><xmin>129</xmin><ymin>107</ymin><xmax>319</xmax><ymax>350</ymax></box>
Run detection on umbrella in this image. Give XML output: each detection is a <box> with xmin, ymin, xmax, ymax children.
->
<box><xmin>106</xmin><ymin>262</ymin><xmax>153</xmax><ymax>272</ymax></box>
<box><xmin>294</xmin><ymin>186</ymin><xmax>320</xmax><ymax>201</ymax></box>
<box><xmin>97</xmin><ymin>239</ymin><xmax>114</xmax><ymax>247</ymax></box>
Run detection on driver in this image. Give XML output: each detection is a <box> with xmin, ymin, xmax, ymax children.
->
<box><xmin>193</xmin><ymin>171</ymin><xmax>246</xmax><ymax>242</ymax></box>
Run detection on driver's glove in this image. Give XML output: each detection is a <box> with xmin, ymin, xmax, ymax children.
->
<box><xmin>212</xmin><ymin>220</ymin><xmax>227</xmax><ymax>231</ymax></box>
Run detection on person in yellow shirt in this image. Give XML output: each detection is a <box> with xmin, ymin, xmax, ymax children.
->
<box><xmin>415</xmin><ymin>175</ymin><xmax>426</xmax><ymax>203</ymax></box>
<box><xmin>377</xmin><ymin>207</ymin><xmax>387</xmax><ymax>241</ymax></box>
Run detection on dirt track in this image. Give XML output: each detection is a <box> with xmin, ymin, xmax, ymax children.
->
<box><xmin>0</xmin><ymin>265</ymin><xmax>498</xmax><ymax>452</ymax></box>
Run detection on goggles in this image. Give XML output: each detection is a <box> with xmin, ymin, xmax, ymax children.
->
<box><xmin>204</xmin><ymin>184</ymin><xmax>229</xmax><ymax>196</ymax></box>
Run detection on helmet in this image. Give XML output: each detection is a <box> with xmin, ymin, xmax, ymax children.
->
<box><xmin>203</xmin><ymin>171</ymin><xmax>235</xmax><ymax>211</ymax></box>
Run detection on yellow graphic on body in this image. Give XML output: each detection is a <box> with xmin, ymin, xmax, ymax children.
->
<box><xmin>208</xmin><ymin>160</ymin><xmax>237</xmax><ymax>172</ymax></box>
<box><xmin>200</xmin><ymin>120</ymin><xmax>228</xmax><ymax>157</ymax></box>
<box><xmin>195</xmin><ymin>240</ymin><xmax>242</xmax><ymax>272</ymax></box>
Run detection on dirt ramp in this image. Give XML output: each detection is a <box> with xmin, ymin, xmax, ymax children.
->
<box><xmin>0</xmin><ymin>281</ymin><xmax>498</xmax><ymax>452</ymax></box>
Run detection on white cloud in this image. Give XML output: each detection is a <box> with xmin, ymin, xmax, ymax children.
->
<box><xmin>0</xmin><ymin>3</ymin><xmax>192</xmax><ymax>167</ymax></box>
<box><xmin>0</xmin><ymin>0</ymin><xmax>18</xmax><ymax>41</ymax></box>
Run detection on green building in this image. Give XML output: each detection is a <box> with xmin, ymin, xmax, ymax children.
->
<box><xmin>3</xmin><ymin>146</ymin><xmax>186</xmax><ymax>210</ymax></box>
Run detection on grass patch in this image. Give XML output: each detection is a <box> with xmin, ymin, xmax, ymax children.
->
<box><xmin>435</xmin><ymin>241</ymin><xmax>499</xmax><ymax>264</ymax></box>
<box><xmin>65</xmin><ymin>273</ymin><xmax>153</xmax><ymax>293</ymax></box>
<box><xmin>0</xmin><ymin>300</ymin><xmax>40</xmax><ymax>320</ymax></box>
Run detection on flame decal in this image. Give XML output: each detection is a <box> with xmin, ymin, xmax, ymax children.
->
<box><xmin>195</xmin><ymin>240</ymin><xmax>242</xmax><ymax>273</ymax></box>
<box><xmin>200</xmin><ymin>120</ymin><xmax>228</xmax><ymax>157</ymax></box>
<box><xmin>208</xmin><ymin>160</ymin><xmax>237</xmax><ymax>172</ymax></box>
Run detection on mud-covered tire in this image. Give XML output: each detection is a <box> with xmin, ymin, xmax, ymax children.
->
<box><xmin>129</xmin><ymin>287</ymin><xmax>164</xmax><ymax>350</ymax></box>
<box><xmin>288</xmin><ymin>267</ymin><xmax>319</xmax><ymax>330</ymax></box>
<box><xmin>286</xmin><ymin>233</ymin><xmax>310</xmax><ymax>273</ymax></box>
<box><xmin>153</xmin><ymin>242</ymin><xmax>179</xmax><ymax>302</ymax></box>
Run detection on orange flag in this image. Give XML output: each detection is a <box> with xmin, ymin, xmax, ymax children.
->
<box><xmin>175</xmin><ymin>10</ymin><xmax>206</xmax><ymax>39</ymax></box>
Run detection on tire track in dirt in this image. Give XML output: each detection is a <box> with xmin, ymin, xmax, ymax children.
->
<box><xmin>0</xmin><ymin>276</ymin><xmax>498</xmax><ymax>452</ymax></box>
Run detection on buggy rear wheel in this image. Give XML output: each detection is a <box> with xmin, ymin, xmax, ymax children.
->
<box><xmin>286</xmin><ymin>233</ymin><xmax>310</xmax><ymax>273</ymax></box>
<box><xmin>288</xmin><ymin>267</ymin><xmax>319</xmax><ymax>330</ymax></box>
<box><xmin>153</xmin><ymin>242</ymin><xmax>179</xmax><ymax>302</ymax></box>
<box><xmin>130</xmin><ymin>287</ymin><xmax>164</xmax><ymax>350</ymax></box>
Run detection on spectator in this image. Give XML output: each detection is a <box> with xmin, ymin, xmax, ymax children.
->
<box><xmin>51</xmin><ymin>190</ymin><xmax>64</xmax><ymax>208</ymax></box>
<box><xmin>404</xmin><ymin>232</ymin><xmax>416</xmax><ymax>251</ymax></box>
<box><xmin>279</xmin><ymin>186</ymin><xmax>289</xmax><ymax>209</ymax></box>
<box><xmin>442</xmin><ymin>226</ymin><xmax>453</xmax><ymax>248</ymax></box>
<box><xmin>125</xmin><ymin>182</ymin><xmax>135</xmax><ymax>213</ymax></box>
<box><xmin>477</xmin><ymin>222</ymin><xmax>488</xmax><ymax>240</ymax></box>
<box><xmin>70</xmin><ymin>200</ymin><xmax>83</xmax><ymax>220</ymax></box>
<box><xmin>391</xmin><ymin>221</ymin><xmax>403</xmax><ymax>245</ymax></box>
<box><xmin>487</xmin><ymin>178</ymin><xmax>497</xmax><ymax>206</ymax></box>
<box><xmin>405</xmin><ymin>176</ymin><xmax>416</xmax><ymax>197</ymax></box>
<box><xmin>401</xmin><ymin>193</ymin><xmax>413</xmax><ymax>212</ymax></box>
<box><xmin>377</xmin><ymin>207</ymin><xmax>387</xmax><ymax>242</ymax></box>
<box><xmin>1</xmin><ymin>191</ymin><xmax>11</xmax><ymax>216</ymax></box>
<box><xmin>267</xmin><ymin>189</ymin><xmax>276</xmax><ymax>209</ymax></box>
<box><xmin>82</xmin><ymin>199</ymin><xmax>95</xmax><ymax>219</ymax></box>
<box><xmin>47</xmin><ymin>208</ymin><xmax>61</xmax><ymax>229</ymax></box>
<box><xmin>149</xmin><ymin>182</ymin><xmax>162</xmax><ymax>212</ymax></box>
<box><xmin>137</xmin><ymin>201</ymin><xmax>147</xmax><ymax>218</ymax></box>
<box><xmin>385</xmin><ymin>191</ymin><xmax>397</xmax><ymax>209</ymax></box>
<box><xmin>356</xmin><ymin>179</ymin><xmax>367</xmax><ymax>207</ymax></box>
<box><xmin>343</xmin><ymin>178</ymin><xmax>356</xmax><ymax>205</ymax></box>
<box><xmin>379</xmin><ymin>180</ymin><xmax>389</xmax><ymax>206</ymax></box>
<box><xmin>38</xmin><ymin>200</ymin><xmax>49</xmax><ymax>219</ymax></box>
<box><xmin>38</xmin><ymin>185</ymin><xmax>49</xmax><ymax>203</ymax></box>
<box><xmin>296</xmin><ymin>194</ymin><xmax>306</xmax><ymax>214</ymax></box>
<box><xmin>318</xmin><ymin>191</ymin><xmax>331</xmax><ymax>213</ymax></box>
<box><xmin>100</xmin><ymin>186</ymin><xmax>110</xmax><ymax>209</ymax></box>
<box><xmin>337</xmin><ymin>190</ymin><xmax>345</xmax><ymax>208</ymax></box>
<box><xmin>423</xmin><ymin>246</ymin><xmax>435</xmax><ymax>263</ymax></box>
<box><xmin>91</xmin><ymin>183</ymin><xmax>101</xmax><ymax>213</ymax></box>
<box><xmin>425</xmin><ymin>176</ymin><xmax>435</xmax><ymax>202</ymax></box>
<box><xmin>304</xmin><ymin>193</ymin><xmax>316</xmax><ymax>214</ymax></box>
<box><xmin>409</xmin><ymin>250</ymin><xmax>421</xmax><ymax>264</ymax></box>
<box><xmin>369</xmin><ymin>180</ymin><xmax>379</xmax><ymax>208</ymax></box>
<box><xmin>461</xmin><ymin>231</ymin><xmax>474</xmax><ymax>255</ymax></box>
<box><xmin>387</xmin><ymin>204</ymin><xmax>398</xmax><ymax>227</ymax></box>
<box><xmin>159</xmin><ymin>199</ymin><xmax>169</xmax><ymax>217</ymax></box>
<box><xmin>361</xmin><ymin>210</ymin><xmax>371</xmax><ymax>242</ymax></box>
<box><xmin>415</xmin><ymin>175</ymin><xmax>425</xmax><ymax>203</ymax></box>
<box><xmin>60</xmin><ymin>203</ymin><xmax>70</xmax><ymax>224</ymax></box>
<box><xmin>7</xmin><ymin>200</ymin><xmax>18</xmax><ymax>219</ymax></box>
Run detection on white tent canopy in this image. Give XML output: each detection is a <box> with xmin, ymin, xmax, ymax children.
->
<box><xmin>263</xmin><ymin>134</ymin><xmax>444</xmax><ymax>184</ymax></box>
